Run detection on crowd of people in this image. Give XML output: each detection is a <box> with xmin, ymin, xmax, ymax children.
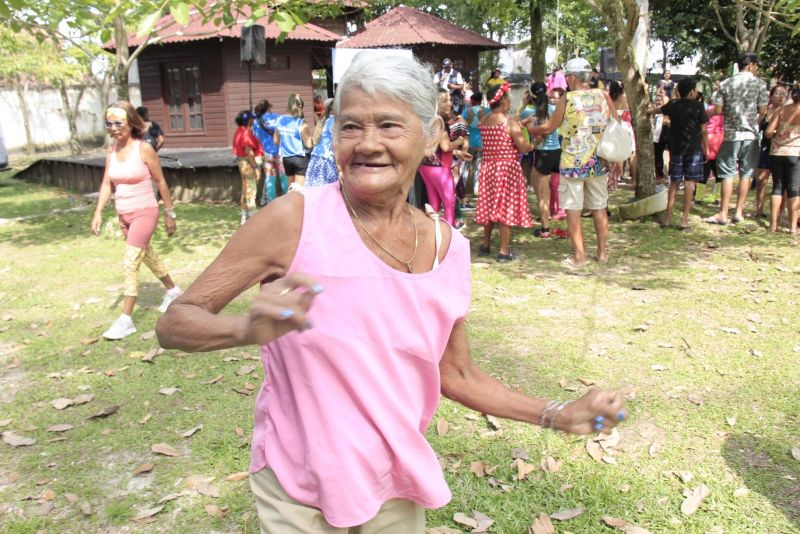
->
<box><xmin>83</xmin><ymin>49</ymin><xmax>800</xmax><ymax>533</ymax></box>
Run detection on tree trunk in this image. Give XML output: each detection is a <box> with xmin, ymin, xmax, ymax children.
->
<box><xmin>530</xmin><ymin>0</ymin><xmax>546</xmax><ymax>82</ymax></box>
<box><xmin>58</xmin><ymin>83</ymin><xmax>83</xmax><ymax>155</ymax></box>
<box><xmin>609</xmin><ymin>1</ymin><xmax>656</xmax><ymax>199</ymax></box>
<box><xmin>114</xmin><ymin>15</ymin><xmax>130</xmax><ymax>101</ymax></box>
<box><xmin>13</xmin><ymin>76</ymin><xmax>34</xmax><ymax>154</ymax></box>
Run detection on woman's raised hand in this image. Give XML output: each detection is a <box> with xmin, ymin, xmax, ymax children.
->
<box><xmin>244</xmin><ymin>272</ymin><xmax>324</xmax><ymax>345</ymax></box>
<box><xmin>165</xmin><ymin>216</ymin><xmax>177</xmax><ymax>237</ymax></box>
<box><xmin>555</xmin><ymin>389</ymin><xmax>626</xmax><ymax>435</ymax></box>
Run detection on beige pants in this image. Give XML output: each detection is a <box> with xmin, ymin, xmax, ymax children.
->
<box><xmin>559</xmin><ymin>173</ymin><xmax>610</xmax><ymax>211</ymax></box>
<box><xmin>249</xmin><ymin>468</ymin><xmax>425</xmax><ymax>534</ymax></box>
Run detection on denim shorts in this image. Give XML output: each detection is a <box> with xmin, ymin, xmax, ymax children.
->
<box><xmin>669</xmin><ymin>152</ymin><xmax>705</xmax><ymax>182</ymax></box>
<box><xmin>716</xmin><ymin>139</ymin><xmax>759</xmax><ymax>180</ymax></box>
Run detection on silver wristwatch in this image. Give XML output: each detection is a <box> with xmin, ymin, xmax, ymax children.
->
<box><xmin>165</xmin><ymin>209</ymin><xmax>177</xmax><ymax>219</ymax></box>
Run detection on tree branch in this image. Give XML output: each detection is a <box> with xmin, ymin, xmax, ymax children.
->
<box><xmin>709</xmin><ymin>0</ymin><xmax>738</xmax><ymax>45</ymax></box>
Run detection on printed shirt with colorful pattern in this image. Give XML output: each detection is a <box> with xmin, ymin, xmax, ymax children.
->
<box><xmin>713</xmin><ymin>72</ymin><xmax>768</xmax><ymax>141</ymax></box>
<box><xmin>559</xmin><ymin>88</ymin><xmax>610</xmax><ymax>179</ymax></box>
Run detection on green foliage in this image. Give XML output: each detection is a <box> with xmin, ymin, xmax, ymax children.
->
<box><xmin>0</xmin><ymin>24</ymin><xmax>84</xmax><ymax>84</ymax></box>
<box><xmin>541</xmin><ymin>0</ymin><xmax>607</xmax><ymax>67</ymax></box>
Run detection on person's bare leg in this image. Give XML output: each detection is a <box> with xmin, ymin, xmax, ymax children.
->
<box><xmin>532</xmin><ymin>170</ymin><xmax>551</xmax><ymax>229</ymax></box>
<box><xmin>592</xmin><ymin>208</ymin><xmax>609</xmax><ymax>263</ymax></box>
<box><xmin>734</xmin><ymin>176</ymin><xmax>752</xmax><ymax>220</ymax></box>
<box><xmin>789</xmin><ymin>197</ymin><xmax>800</xmax><ymax>234</ymax></box>
<box><xmin>498</xmin><ymin>224</ymin><xmax>511</xmax><ymax>255</ymax></box>
<box><xmin>662</xmin><ymin>181</ymin><xmax>678</xmax><ymax>226</ymax></box>
<box><xmin>769</xmin><ymin>194</ymin><xmax>782</xmax><ymax>232</ymax></box>
<box><xmin>755</xmin><ymin>168</ymin><xmax>770</xmax><ymax>216</ymax></box>
<box><xmin>566</xmin><ymin>209</ymin><xmax>586</xmax><ymax>265</ymax></box>
<box><xmin>717</xmin><ymin>179</ymin><xmax>733</xmax><ymax>221</ymax></box>
<box><xmin>121</xmin><ymin>296</ymin><xmax>137</xmax><ymax>316</ymax></box>
<box><xmin>483</xmin><ymin>222</ymin><xmax>494</xmax><ymax>250</ymax></box>
<box><xmin>629</xmin><ymin>155</ymin><xmax>638</xmax><ymax>190</ymax></box>
<box><xmin>159</xmin><ymin>274</ymin><xmax>176</xmax><ymax>291</ymax></box>
<box><xmin>682</xmin><ymin>181</ymin><xmax>696</xmax><ymax>227</ymax></box>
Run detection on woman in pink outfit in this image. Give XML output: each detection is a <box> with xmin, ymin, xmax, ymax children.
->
<box><xmin>156</xmin><ymin>54</ymin><xmax>625</xmax><ymax>534</ymax></box>
<box><xmin>91</xmin><ymin>101</ymin><xmax>182</xmax><ymax>340</ymax></box>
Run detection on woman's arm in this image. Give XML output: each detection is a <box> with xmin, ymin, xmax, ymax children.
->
<box><xmin>765</xmin><ymin>108</ymin><xmax>782</xmax><ymax>139</ymax></box>
<box><xmin>91</xmin><ymin>154</ymin><xmax>114</xmax><ymax>235</ymax></box>
<box><xmin>508</xmin><ymin>118</ymin><xmax>534</xmax><ymax>153</ymax></box>
<box><xmin>300</xmin><ymin>121</ymin><xmax>313</xmax><ymax>149</ymax></box>
<box><xmin>440</xmin><ymin>322</ymin><xmax>626</xmax><ymax>434</ymax></box>
<box><xmin>527</xmin><ymin>94</ymin><xmax>566</xmax><ymax>136</ymax></box>
<box><xmin>155</xmin><ymin>194</ymin><xmax>321</xmax><ymax>352</ymax></box>
<box><xmin>141</xmin><ymin>142</ymin><xmax>177</xmax><ymax>236</ymax></box>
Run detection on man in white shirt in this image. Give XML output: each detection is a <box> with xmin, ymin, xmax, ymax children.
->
<box><xmin>434</xmin><ymin>58</ymin><xmax>465</xmax><ymax>115</ymax></box>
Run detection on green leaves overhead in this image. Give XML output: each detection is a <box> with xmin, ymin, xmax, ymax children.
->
<box><xmin>135</xmin><ymin>9</ymin><xmax>162</xmax><ymax>38</ymax></box>
<box><xmin>169</xmin><ymin>2</ymin><xmax>190</xmax><ymax>26</ymax></box>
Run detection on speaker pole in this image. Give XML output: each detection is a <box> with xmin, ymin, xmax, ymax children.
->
<box><xmin>247</xmin><ymin>61</ymin><xmax>253</xmax><ymax>111</ymax></box>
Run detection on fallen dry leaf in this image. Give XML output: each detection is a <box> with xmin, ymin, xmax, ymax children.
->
<box><xmin>80</xmin><ymin>502</ymin><xmax>92</xmax><ymax>515</ymax></box>
<box><xmin>80</xmin><ymin>337</ymin><xmax>99</xmax><ymax>345</ymax></box>
<box><xmin>595</xmin><ymin>428</ymin><xmax>620</xmax><ymax>449</ymax></box>
<box><xmin>203</xmin><ymin>374</ymin><xmax>224</xmax><ymax>385</ymax></box>
<box><xmin>515</xmin><ymin>458</ymin><xmax>535</xmax><ymax>480</ymax></box>
<box><xmin>36</xmin><ymin>501</ymin><xmax>55</xmax><ymax>516</ymax></box>
<box><xmin>649</xmin><ymin>443</ymin><xmax>659</xmax><ymax>457</ymax></box>
<box><xmin>139</xmin><ymin>413</ymin><xmax>153</xmax><ymax>425</ymax></box>
<box><xmin>620</xmin><ymin>526</ymin><xmax>653</xmax><ymax>534</ymax></box>
<box><xmin>681</xmin><ymin>484</ymin><xmax>710</xmax><ymax>515</ymax></box>
<box><xmin>720</xmin><ymin>327</ymin><xmax>740</xmax><ymax>335</ymax></box>
<box><xmin>511</xmin><ymin>448</ymin><xmax>529</xmax><ymax>460</ymax></box>
<box><xmin>182</xmin><ymin>425</ymin><xmax>203</xmax><ymax>438</ymax></box>
<box><xmin>51</xmin><ymin>398</ymin><xmax>74</xmax><ymax>410</ymax></box>
<box><xmin>726</xmin><ymin>417</ymin><xmax>737</xmax><ymax>427</ymax></box>
<box><xmin>64</xmin><ymin>493</ymin><xmax>79</xmax><ymax>503</ymax></box>
<box><xmin>159</xmin><ymin>387</ymin><xmax>180</xmax><ymax>396</ymax></box>
<box><xmin>529</xmin><ymin>512</ymin><xmax>555</xmax><ymax>534</ymax></box>
<box><xmin>586</xmin><ymin>440</ymin><xmax>603</xmax><ymax>462</ymax></box>
<box><xmin>428</xmin><ymin>527</ymin><xmax>462</xmax><ymax>534</ymax></box>
<box><xmin>436</xmin><ymin>418</ymin><xmax>449</xmax><ymax>437</ymax></box>
<box><xmin>674</xmin><ymin>471</ymin><xmax>693</xmax><ymax>483</ymax></box>
<box><xmin>151</xmin><ymin>442</ymin><xmax>181</xmax><ymax>457</ymax></box>
<box><xmin>473</xmin><ymin>511</ymin><xmax>494</xmax><ymax>533</ymax></box>
<box><xmin>687</xmin><ymin>394</ymin><xmax>705</xmax><ymax>406</ymax></box>
<box><xmin>141</xmin><ymin>348</ymin><xmax>159</xmax><ymax>362</ymax></box>
<box><xmin>733</xmin><ymin>487</ymin><xmax>749</xmax><ymax>498</ymax></box>
<box><xmin>485</xmin><ymin>415</ymin><xmax>501</xmax><ymax>430</ymax></box>
<box><xmin>157</xmin><ymin>493</ymin><xmax>183</xmax><ymax>504</ymax></box>
<box><xmin>195</xmin><ymin>478</ymin><xmax>220</xmax><ymax>498</ymax></box>
<box><xmin>86</xmin><ymin>405</ymin><xmax>119</xmax><ymax>420</ymax></box>
<box><xmin>541</xmin><ymin>456</ymin><xmax>562</xmax><ymax>473</ymax></box>
<box><xmin>2</xmin><ymin>432</ymin><xmax>36</xmax><ymax>447</ymax></box>
<box><xmin>454</xmin><ymin>512</ymin><xmax>478</xmax><ymax>529</ymax></box>
<box><xmin>132</xmin><ymin>505</ymin><xmax>164</xmax><ymax>523</ymax></box>
<box><xmin>72</xmin><ymin>394</ymin><xmax>94</xmax><ymax>405</ymax></box>
<box><xmin>237</xmin><ymin>365</ymin><xmax>257</xmax><ymax>376</ymax></box>
<box><xmin>0</xmin><ymin>419</ymin><xmax>11</xmax><ymax>427</ymax></box>
<box><xmin>140</xmin><ymin>330</ymin><xmax>156</xmax><ymax>340</ymax></box>
<box><xmin>470</xmin><ymin>461</ymin><xmax>489</xmax><ymax>477</ymax></box>
<box><xmin>204</xmin><ymin>504</ymin><xmax>228</xmax><ymax>518</ymax></box>
<box><xmin>603</xmin><ymin>516</ymin><xmax>628</xmax><ymax>527</ymax></box>
<box><xmin>550</xmin><ymin>506</ymin><xmax>584</xmax><ymax>521</ymax></box>
<box><xmin>133</xmin><ymin>463</ymin><xmax>154</xmax><ymax>476</ymax></box>
<box><xmin>225</xmin><ymin>471</ymin><xmax>249</xmax><ymax>482</ymax></box>
<box><xmin>46</xmin><ymin>424</ymin><xmax>73</xmax><ymax>433</ymax></box>
<box><xmin>42</xmin><ymin>489</ymin><xmax>56</xmax><ymax>501</ymax></box>
<box><xmin>577</xmin><ymin>377</ymin><xmax>596</xmax><ymax>386</ymax></box>
<box><xmin>791</xmin><ymin>447</ymin><xmax>800</xmax><ymax>462</ymax></box>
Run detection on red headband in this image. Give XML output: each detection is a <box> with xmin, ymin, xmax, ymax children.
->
<box><xmin>489</xmin><ymin>82</ymin><xmax>511</xmax><ymax>104</ymax></box>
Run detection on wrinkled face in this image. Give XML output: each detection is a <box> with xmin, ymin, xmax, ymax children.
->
<box><xmin>105</xmin><ymin>108</ymin><xmax>131</xmax><ymax>141</ymax></box>
<box><xmin>335</xmin><ymin>88</ymin><xmax>437</xmax><ymax>197</ymax></box>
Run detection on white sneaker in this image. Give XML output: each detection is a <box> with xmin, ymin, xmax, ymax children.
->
<box><xmin>288</xmin><ymin>183</ymin><xmax>303</xmax><ymax>193</ymax></box>
<box><xmin>158</xmin><ymin>287</ymin><xmax>183</xmax><ymax>313</ymax></box>
<box><xmin>102</xmin><ymin>315</ymin><xmax>136</xmax><ymax>340</ymax></box>
<box><xmin>240</xmin><ymin>214</ymin><xmax>247</xmax><ymax>226</ymax></box>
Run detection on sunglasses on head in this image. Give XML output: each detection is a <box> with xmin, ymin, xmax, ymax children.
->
<box><xmin>105</xmin><ymin>120</ymin><xmax>126</xmax><ymax>128</ymax></box>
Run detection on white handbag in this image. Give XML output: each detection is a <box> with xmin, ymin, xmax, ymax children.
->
<box><xmin>596</xmin><ymin>119</ymin><xmax>634</xmax><ymax>163</ymax></box>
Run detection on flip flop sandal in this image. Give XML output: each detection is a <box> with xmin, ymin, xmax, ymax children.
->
<box><xmin>533</xmin><ymin>228</ymin><xmax>551</xmax><ymax>238</ymax></box>
<box><xmin>478</xmin><ymin>246</ymin><xmax>491</xmax><ymax>256</ymax></box>
<box><xmin>703</xmin><ymin>217</ymin><xmax>728</xmax><ymax>226</ymax></box>
<box><xmin>561</xmin><ymin>257</ymin><xmax>585</xmax><ymax>270</ymax></box>
<box><xmin>552</xmin><ymin>228</ymin><xmax>570</xmax><ymax>239</ymax></box>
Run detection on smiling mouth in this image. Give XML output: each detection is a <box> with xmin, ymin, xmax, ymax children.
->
<box><xmin>353</xmin><ymin>162</ymin><xmax>390</xmax><ymax>168</ymax></box>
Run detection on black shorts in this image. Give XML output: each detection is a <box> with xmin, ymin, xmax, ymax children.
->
<box><xmin>533</xmin><ymin>149</ymin><xmax>561</xmax><ymax>175</ymax></box>
<box><xmin>283</xmin><ymin>155</ymin><xmax>309</xmax><ymax>176</ymax></box>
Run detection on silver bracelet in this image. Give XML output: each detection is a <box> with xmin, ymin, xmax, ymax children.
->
<box><xmin>540</xmin><ymin>400</ymin><xmax>571</xmax><ymax>429</ymax></box>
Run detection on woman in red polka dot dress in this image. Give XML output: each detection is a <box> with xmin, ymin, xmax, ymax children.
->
<box><xmin>476</xmin><ymin>82</ymin><xmax>536</xmax><ymax>262</ymax></box>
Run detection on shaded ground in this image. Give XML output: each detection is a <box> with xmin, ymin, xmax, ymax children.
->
<box><xmin>0</xmin><ymin>172</ymin><xmax>798</xmax><ymax>533</ymax></box>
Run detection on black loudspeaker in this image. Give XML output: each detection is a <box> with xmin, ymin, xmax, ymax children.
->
<box><xmin>241</xmin><ymin>25</ymin><xmax>266</xmax><ymax>65</ymax></box>
<box><xmin>600</xmin><ymin>47</ymin><xmax>617</xmax><ymax>73</ymax></box>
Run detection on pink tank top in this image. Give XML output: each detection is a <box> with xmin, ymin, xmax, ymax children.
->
<box><xmin>250</xmin><ymin>182</ymin><xmax>471</xmax><ymax>528</ymax></box>
<box><xmin>106</xmin><ymin>140</ymin><xmax>158</xmax><ymax>213</ymax></box>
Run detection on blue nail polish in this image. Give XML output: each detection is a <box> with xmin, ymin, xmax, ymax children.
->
<box><xmin>593</xmin><ymin>422</ymin><xmax>604</xmax><ymax>431</ymax></box>
<box><xmin>594</xmin><ymin>415</ymin><xmax>605</xmax><ymax>424</ymax></box>
<box><xmin>616</xmin><ymin>411</ymin><xmax>625</xmax><ymax>422</ymax></box>
<box><xmin>311</xmin><ymin>283</ymin><xmax>324</xmax><ymax>294</ymax></box>
<box><xmin>279</xmin><ymin>309</ymin><xmax>294</xmax><ymax>319</ymax></box>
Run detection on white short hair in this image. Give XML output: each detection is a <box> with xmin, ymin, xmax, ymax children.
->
<box><xmin>333</xmin><ymin>52</ymin><xmax>439</xmax><ymax>140</ymax></box>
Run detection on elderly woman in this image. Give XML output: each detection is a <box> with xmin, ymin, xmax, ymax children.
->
<box><xmin>156</xmin><ymin>53</ymin><xmax>625</xmax><ymax>533</ymax></box>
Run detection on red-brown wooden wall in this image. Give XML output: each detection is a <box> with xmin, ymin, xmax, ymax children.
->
<box><xmin>138</xmin><ymin>38</ymin><xmax>327</xmax><ymax>149</ymax></box>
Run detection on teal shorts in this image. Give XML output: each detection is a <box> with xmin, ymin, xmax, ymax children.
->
<box><xmin>716</xmin><ymin>139</ymin><xmax>759</xmax><ymax>180</ymax></box>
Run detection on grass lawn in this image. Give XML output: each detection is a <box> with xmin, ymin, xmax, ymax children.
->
<box><xmin>0</xmin><ymin>169</ymin><xmax>798</xmax><ymax>533</ymax></box>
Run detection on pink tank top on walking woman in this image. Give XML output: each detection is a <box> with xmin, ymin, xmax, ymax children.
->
<box><xmin>106</xmin><ymin>140</ymin><xmax>158</xmax><ymax>213</ymax></box>
<box><xmin>250</xmin><ymin>182</ymin><xmax>472</xmax><ymax>528</ymax></box>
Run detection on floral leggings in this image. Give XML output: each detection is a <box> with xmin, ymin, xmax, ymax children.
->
<box><xmin>238</xmin><ymin>158</ymin><xmax>259</xmax><ymax>212</ymax></box>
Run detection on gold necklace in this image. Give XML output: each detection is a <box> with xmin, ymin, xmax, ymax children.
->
<box><xmin>340</xmin><ymin>180</ymin><xmax>419</xmax><ymax>273</ymax></box>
